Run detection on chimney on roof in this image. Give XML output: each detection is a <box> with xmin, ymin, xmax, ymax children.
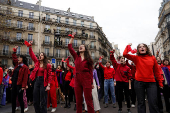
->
<box><xmin>67</xmin><ymin>8</ymin><xmax>70</xmax><ymax>12</ymax></box>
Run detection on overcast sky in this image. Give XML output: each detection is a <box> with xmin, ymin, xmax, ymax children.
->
<box><xmin>20</xmin><ymin>0</ymin><xmax>162</xmax><ymax>54</ymax></box>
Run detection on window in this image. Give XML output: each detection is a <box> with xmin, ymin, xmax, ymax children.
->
<box><xmin>65</xmin><ymin>50</ymin><xmax>69</xmax><ymax>58</ymax></box>
<box><xmin>3</xmin><ymin>45</ymin><xmax>9</xmax><ymax>55</ymax></box>
<box><xmin>57</xmin><ymin>61</ymin><xmax>61</xmax><ymax>66</ymax></box>
<box><xmin>74</xmin><ymin>29</ymin><xmax>77</xmax><ymax>33</ymax></box>
<box><xmin>57</xmin><ymin>27</ymin><xmax>61</xmax><ymax>33</ymax></box>
<box><xmin>16</xmin><ymin>33</ymin><xmax>22</xmax><ymax>40</ymax></box>
<box><xmin>46</xmin><ymin>14</ymin><xmax>50</xmax><ymax>20</ymax></box>
<box><xmin>4</xmin><ymin>32</ymin><xmax>10</xmax><ymax>39</ymax></box>
<box><xmin>18</xmin><ymin>10</ymin><xmax>23</xmax><ymax>17</ymax></box>
<box><xmin>29</xmin><ymin>12</ymin><xmax>34</xmax><ymax>19</ymax></box>
<box><xmin>45</xmin><ymin>48</ymin><xmax>49</xmax><ymax>56</ymax></box>
<box><xmin>65</xmin><ymin>18</ymin><xmax>69</xmax><ymax>24</ymax></box>
<box><xmin>17</xmin><ymin>21</ymin><xmax>23</xmax><ymax>28</ymax></box>
<box><xmin>56</xmin><ymin>49</ymin><xmax>60</xmax><ymax>58</ymax></box>
<box><xmin>6</xmin><ymin>19</ymin><xmax>11</xmax><ymax>26</ymax></box>
<box><xmin>28</xmin><ymin>34</ymin><xmax>33</xmax><ymax>42</ymax></box>
<box><xmin>82</xmin><ymin>40</ymin><xmax>85</xmax><ymax>44</ymax></box>
<box><xmin>66</xmin><ymin>28</ymin><xmax>69</xmax><ymax>32</ymax></box>
<box><xmin>81</xmin><ymin>21</ymin><xmax>84</xmax><ymax>27</ymax></box>
<box><xmin>74</xmin><ymin>40</ymin><xmax>78</xmax><ymax>47</ymax></box>
<box><xmin>90</xmin><ymin>23</ymin><xmax>93</xmax><ymax>28</ymax></box>
<box><xmin>90</xmin><ymin>32</ymin><xmax>93</xmax><ymax>36</ymax></box>
<box><xmin>2</xmin><ymin>59</ymin><xmax>8</xmax><ymax>65</ymax></box>
<box><xmin>57</xmin><ymin>17</ymin><xmax>61</xmax><ymax>23</ymax></box>
<box><xmin>91</xmin><ymin>42</ymin><xmax>94</xmax><ymax>48</ymax></box>
<box><xmin>73</xmin><ymin>20</ymin><xmax>76</xmax><ymax>26</ymax></box>
<box><xmin>45</xmin><ymin>25</ymin><xmax>50</xmax><ymax>29</ymax></box>
<box><xmin>45</xmin><ymin>36</ymin><xmax>50</xmax><ymax>43</ymax></box>
<box><xmin>65</xmin><ymin>38</ymin><xmax>69</xmax><ymax>46</ymax></box>
<box><xmin>91</xmin><ymin>52</ymin><xmax>95</xmax><ymax>60</ymax></box>
<box><xmin>16</xmin><ymin>46</ymin><xmax>21</xmax><ymax>54</ymax></box>
<box><xmin>28</xmin><ymin>23</ymin><xmax>34</xmax><ymax>30</ymax></box>
<box><xmin>7</xmin><ymin>8</ymin><xmax>12</xmax><ymax>15</ymax></box>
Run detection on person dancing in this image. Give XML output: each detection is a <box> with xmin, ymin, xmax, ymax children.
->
<box><xmin>11</xmin><ymin>46</ymin><xmax>29</xmax><ymax>113</ymax></box>
<box><xmin>47</xmin><ymin>64</ymin><xmax>58</xmax><ymax>112</ymax></box>
<box><xmin>68</xmin><ymin>32</ymin><xmax>95</xmax><ymax>113</ymax></box>
<box><xmin>110</xmin><ymin>50</ymin><xmax>132</xmax><ymax>113</ymax></box>
<box><xmin>25</xmin><ymin>41</ymin><xmax>52</xmax><ymax>113</ymax></box>
<box><xmin>123</xmin><ymin>43</ymin><xmax>163</xmax><ymax>113</ymax></box>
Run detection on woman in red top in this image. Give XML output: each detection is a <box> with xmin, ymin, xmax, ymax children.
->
<box><xmin>66</xmin><ymin>57</ymin><xmax>77</xmax><ymax>110</ymax></box>
<box><xmin>11</xmin><ymin>46</ymin><xmax>29</xmax><ymax>113</ymax></box>
<box><xmin>123</xmin><ymin>43</ymin><xmax>163</xmax><ymax>113</ymax></box>
<box><xmin>62</xmin><ymin>58</ymin><xmax>73</xmax><ymax>108</ymax></box>
<box><xmin>110</xmin><ymin>50</ymin><xmax>132</xmax><ymax>113</ymax></box>
<box><xmin>68</xmin><ymin>32</ymin><xmax>94</xmax><ymax>113</ymax></box>
<box><xmin>47</xmin><ymin>64</ymin><xmax>58</xmax><ymax>112</ymax></box>
<box><xmin>25</xmin><ymin>41</ymin><xmax>52</xmax><ymax>113</ymax></box>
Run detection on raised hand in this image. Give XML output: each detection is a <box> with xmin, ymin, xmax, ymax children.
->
<box><xmin>128</xmin><ymin>43</ymin><xmax>132</xmax><ymax>46</ymax></box>
<box><xmin>72</xmin><ymin>32</ymin><xmax>76</xmax><ymax>36</ymax></box>
<box><xmin>62</xmin><ymin>57</ymin><xmax>64</xmax><ymax>61</ymax></box>
<box><xmin>29</xmin><ymin>41</ymin><xmax>33</xmax><ymax>45</ymax></box>
<box><xmin>15</xmin><ymin>46</ymin><xmax>18</xmax><ymax>49</ymax></box>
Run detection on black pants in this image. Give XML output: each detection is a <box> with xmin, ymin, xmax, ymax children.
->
<box><xmin>98</xmin><ymin>78</ymin><xmax>104</xmax><ymax>100</ymax></box>
<box><xmin>116</xmin><ymin>81</ymin><xmax>131</xmax><ymax>109</ymax></box>
<box><xmin>12</xmin><ymin>85</ymin><xmax>24</xmax><ymax>113</ymax></box>
<box><xmin>134</xmin><ymin>80</ymin><xmax>159</xmax><ymax>113</ymax></box>
<box><xmin>33</xmin><ymin>76</ymin><xmax>47</xmax><ymax>113</ymax></box>
<box><xmin>130</xmin><ymin>79</ymin><xmax>136</xmax><ymax>105</ymax></box>
<box><xmin>163</xmin><ymin>85</ymin><xmax>170</xmax><ymax>112</ymax></box>
<box><xmin>64</xmin><ymin>81</ymin><xmax>71</xmax><ymax>105</ymax></box>
<box><xmin>27</xmin><ymin>83</ymin><xmax>34</xmax><ymax>103</ymax></box>
<box><xmin>156</xmin><ymin>82</ymin><xmax>163</xmax><ymax>112</ymax></box>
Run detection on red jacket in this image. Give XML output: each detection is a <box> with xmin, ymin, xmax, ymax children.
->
<box><xmin>51</xmin><ymin>72</ymin><xmax>58</xmax><ymax>88</ymax></box>
<box><xmin>110</xmin><ymin>54</ymin><xmax>132</xmax><ymax>82</ymax></box>
<box><xmin>99</xmin><ymin>63</ymin><xmax>115</xmax><ymax>79</ymax></box>
<box><xmin>66</xmin><ymin>59</ymin><xmax>76</xmax><ymax>76</ymax></box>
<box><xmin>11</xmin><ymin>52</ymin><xmax>29</xmax><ymax>88</ymax></box>
<box><xmin>29</xmin><ymin>47</ymin><xmax>52</xmax><ymax>87</ymax></box>
<box><xmin>123</xmin><ymin>45</ymin><xmax>163</xmax><ymax>87</ymax></box>
<box><xmin>68</xmin><ymin>44</ymin><xmax>93</xmax><ymax>88</ymax></box>
<box><xmin>0</xmin><ymin>67</ymin><xmax>3</xmax><ymax>85</ymax></box>
<box><xmin>126</xmin><ymin>60</ymin><xmax>136</xmax><ymax>79</ymax></box>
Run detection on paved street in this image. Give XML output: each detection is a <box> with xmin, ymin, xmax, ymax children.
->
<box><xmin>0</xmin><ymin>99</ymin><xmax>159</xmax><ymax>113</ymax></box>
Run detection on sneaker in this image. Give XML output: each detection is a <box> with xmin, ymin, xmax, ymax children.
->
<box><xmin>67</xmin><ymin>104</ymin><xmax>71</xmax><ymax>108</ymax></box>
<box><xmin>118</xmin><ymin>108</ymin><xmax>122</xmax><ymax>113</ymax></box>
<box><xmin>127</xmin><ymin>109</ymin><xmax>132</xmax><ymax>113</ymax></box>
<box><xmin>51</xmin><ymin>108</ymin><xmax>56</xmax><ymax>112</ymax></box>
<box><xmin>24</xmin><ymin>107</ymin><xmax>28</xmax><ymax>112</ymax></box>
<box><xmin>113</xmin><ymin>103</ymin><xmax>116</xmax><ymax>108</ymax></box>
<box><xmin>131</xmin><ymin>104</ymin><xmax>135</xmax><ymax>108</ymax></box>
<box><xmin>16</xmin><ymin>107</ymin><xmax>19</xmax><ymax>111</ymax></box>
<box><xmin>104</xmin><ymin>104</ymin><xmax>108</xmax><ymax>108</ymax></box>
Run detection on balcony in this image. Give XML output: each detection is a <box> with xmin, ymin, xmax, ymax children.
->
<box><xmin>27</xmin><ymin>27</ymin><xmax>35</xmax><ymax>31</ymax></box>
<box><xmin>0</xmin><ymin>51</ymin><xmax>12</xmax><ymax>57</ymax></box>
<box><xmin>101</xmin><ymin>42</ymin><xmax>107</xmax><ymax>48</ymax></box>
<box><xmin>158</xmin><ymin>8</ymin><xmax>170</xmax><ymax>28</ymax></box>
<box><xmin>42</xmin><ymin>17</ymin><xmax>52</xmax><ymax>22</ymax></box>
<box><xmin>163</xmin><ymin>37</ymin><xmax>170</xmax><ymax>45</ymax></box>
<box><xmin>42</xmin><ymin>41</ymin><xmax>52</xmax><ymax>47</ymax></box>
<box><xmin>54</xmin><ymin>41</ymin><xmax>63</xmax><ymax>48</ymax></box>
<box><xmin>90</xmin><ymin>35</ymin><xmax>95</xmax><ymax>40</ymax></box>
<box><xmin>44</xmin><ymin>28</ymin><xmax>52</xmax><ymax>34</ymax></box>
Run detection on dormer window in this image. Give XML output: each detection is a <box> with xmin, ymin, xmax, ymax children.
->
<box><xmin>45</xmin><ymin>9</ymin><xmax>50</xmax><ymax>12</ymax></box>
<box><xmin>20</xmin><ymin>3</ymin><xmax>23</xmax><ymax>6</ymax></box>
<box><xmin>87</xmin><ymin>17</ymin><xmax>91</xmax><ymax>20</ymax></box>
<box><xmin>55</xmin><ymin>10</ymin><xmax>60</xmax><ymax>13</ymax></box>
<box><xmin>31</xmin><ymin>6</ymin><xmax>34</xmax><ymax>8</ymax></box>
<box><xmin>72</xmin><ymin>14</ymin><xmax>75</xmax><ymax>16</ymax></box>
<box><xmin>64</xmin><ymin>12</ymin><xmax>68</xmax><ymax>15</ymax></box>
<box><xmin>80</xmin><ymin>15</ymin><xmax>83</xmax><ymax>18</ymax></box>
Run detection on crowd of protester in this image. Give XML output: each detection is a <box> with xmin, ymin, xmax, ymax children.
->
<box><xmin>0</xmin><ymin>33</ymin><xmax>170</xmax><ymax>113</ymax></box>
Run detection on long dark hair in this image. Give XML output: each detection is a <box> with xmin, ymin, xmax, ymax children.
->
<box><xmin>51</xmin><ymin>64</ymin><xmax>55</xmax><ymax>72</ymax></box>
<box><xmin>19</xmin><ymin>55</ymin><xmax>28</xmax><ymax>66</ymax></box>
<box><xmin>136</xmin><ymin>43</ymin><xmax>152</xmax><ymax>56</ymax></box>
<box><xmin>77</xmin><ymin>44</ymin><xmax>93</xmax><ymax>65</ymax></box>
<box><xmin>40</xmin><ymin>52</ymin><xmax>48</xmax><ymax>69</ymax></box>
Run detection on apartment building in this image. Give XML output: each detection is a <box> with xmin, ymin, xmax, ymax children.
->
<box><xmin>0</xmin><ymin>0</ymin><xmax>113</xmax><ymax>67</ymax></box>
<box><xmin>155</xmin><ymin>0</ymin><xmax>170</xmax><ymax>60</ymax></box>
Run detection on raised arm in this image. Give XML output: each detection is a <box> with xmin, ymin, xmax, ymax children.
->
<box><xmin>110</xmin><ymin>51</ymin><xmax>118</xmax><ymax>69</ymax></box>
<box><xmin>66</xmin><ymin>58</ymin><xmax>75</xmax><ymax>70</ymax></box>
<box><xmin>61</xmin><ymin>60</ymin><xmax>66</xmax><ymax>71</ymax></box>
<box><xmin>12</xmin><ymin>46</ymin><xmax>18</xmax><ymax>66</ymax></box>
<box><xmin>68</xmin><ymin>32</ymin><xmax>77</xmax><ymax>60</ymax></box>
<box><xmin>153</xmin><ymin>57</ymin><xmax>163</xmax><ymax>87</ymax></box>
<box><xmin>123</xmin><ymin>44</ymin><xmax>137</xmax><ymax>63</ymax></box>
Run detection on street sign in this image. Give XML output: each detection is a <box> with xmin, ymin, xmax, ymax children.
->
<box><xmin>51</xmin><ymin>58</ymin><xmax>56</xmax><ymax>68</ymax></box>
